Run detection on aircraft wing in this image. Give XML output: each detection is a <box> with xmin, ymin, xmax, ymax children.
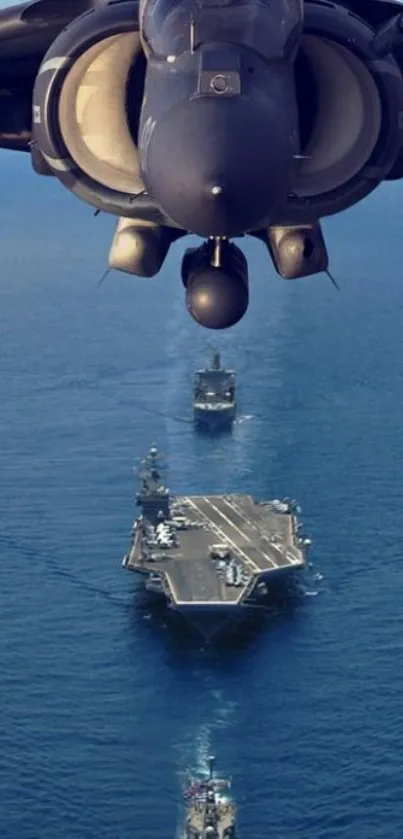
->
<box><xmin>0</xmin><ymin>0</ymin><xmax>99</xmax><ymax>151</ymax></box>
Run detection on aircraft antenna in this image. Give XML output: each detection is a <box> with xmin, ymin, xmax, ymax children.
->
<box><xmin>325</xmin><ymin>269</ymin><xmax>340</xmax><ymax>290</ymax></box>
<box><xmin>96</xmin><ymin>268</ymin><xmax>111</xmax><ymax>288</ymax></box>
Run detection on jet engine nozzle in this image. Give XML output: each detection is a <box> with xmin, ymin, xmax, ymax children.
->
<box><xmin>181</xmin><ymin>241</ymin><xmax>249</xmax><ymax>330</ymax></box>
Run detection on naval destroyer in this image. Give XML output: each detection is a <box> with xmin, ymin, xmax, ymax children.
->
<box><xmin>182</xmin><ymin>756</ymin><xmax>236</xmax><ymax>839</ymax></box>
<box><xmin>122</xmin><ymin>445</ymin><xmax>310</xmax><ymax>639</ymax></box>
<box><xmin>193</xmin><ymin>351</ymin><xmax>236</xmax><ymax>430</ymax></box>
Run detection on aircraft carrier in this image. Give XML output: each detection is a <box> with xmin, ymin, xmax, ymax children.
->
<box><xmin>122</xmin><ymin>445</ymin><xmax>310</xmax><ymax>638</ymax></box>
<box><xmin>182</xmin><ymin>756</ymin><xmax>236</xmax><ymax>839</ymax></box>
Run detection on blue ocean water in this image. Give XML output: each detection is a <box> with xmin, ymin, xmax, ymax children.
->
<box><xmin>1</xmin><ymin>151</ymin><xmax>403</xmax><ymax>839</ymax></box>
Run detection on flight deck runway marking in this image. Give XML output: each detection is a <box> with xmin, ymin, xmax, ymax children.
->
<box><xmin>204</xmin><ymin>499</ymin><xmax>253</xmax><ymax>543</ymax></box>
<box><xmin>223</xmin><ymin>497</ymin><xmax>283</xmax><ymax>540</ymax></box>
<box><xmin>221</xmin><ymin>497</ymin><xmax>266</xmax><ymax>541</ymax></box>
<box><xmin>186</xmin><ymin>497</ymin><xmax>261</xmax><ymax>572</ymax></box>
<box><xmin>201</xmin><ymin>497</ymin><xmax>276</xmax><ymax>569</ymax></box>
<box><xmin>221</xmin><ymin>497</ymin><xmax>300</xmax><ymax>568</ymax></box>
<box><xmin>222</xmin><ymin>497</ymin><xmax>274</xmax><ymax>537</ymax></box>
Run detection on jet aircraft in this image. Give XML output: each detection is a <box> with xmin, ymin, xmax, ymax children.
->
<box><xmin>1</xmin><ymin>0</ymin><xmax>403</xmax><ymax>329</ymax></box>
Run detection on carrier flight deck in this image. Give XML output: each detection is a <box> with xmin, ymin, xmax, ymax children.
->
<box><xmin>123</xmin><ymin>446</ymin><xmax>311</xmax><ymax>638</ymax></box>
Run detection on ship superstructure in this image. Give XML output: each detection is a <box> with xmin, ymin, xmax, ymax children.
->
<box><xmin>183</xmin><ymin>756</ymin><xmax>236</xmax><ymax>839</ymax></box>
<box><xmin>193</xmin><ymin>351</ymin><xmax>236</xmax><ymax>430</ymax></box>
<box><xmin>122</xmin><ymin>445</ymin><xmax>311</xmax><ymax>639</ymax></box>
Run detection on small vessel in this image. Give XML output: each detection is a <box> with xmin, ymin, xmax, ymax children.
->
<box><xmin>193</xmin><ymin>351</ymin><xmax>236</xmax><ymax>430</ymax></box>
<box><xmin>183</xmin><ymin>756</ymin><xmax>236</xmax><ymax>839</ymax></box>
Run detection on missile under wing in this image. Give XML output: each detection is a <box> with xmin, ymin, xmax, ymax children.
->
<box><xmin>2</xmin><ymin>0</ymin><xmax>403</xmax><ymax>330</ymax></box>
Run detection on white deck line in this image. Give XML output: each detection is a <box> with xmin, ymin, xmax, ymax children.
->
<box><xmin>186</xmin><ymin>497</ymin><xmax>261</xmax><ymax>572</ymax></box>
<box><xmin>201</xmin><ymin>496</ymin><xmax>276</xmax><ymax>569</ymax></box>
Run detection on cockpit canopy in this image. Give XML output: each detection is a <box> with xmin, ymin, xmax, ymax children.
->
<box><xmin>140</xmin><ymin>0</ymin><xmax>303</xmax><ymax>61</ymax></box>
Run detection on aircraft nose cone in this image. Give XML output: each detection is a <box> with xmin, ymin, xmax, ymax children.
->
<box><xmin>142</xmin><ymin>96</ymin><xmax>296</xmax><ymax>238</ymax></box>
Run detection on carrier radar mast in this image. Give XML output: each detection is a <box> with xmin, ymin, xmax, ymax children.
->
<box><xmin>135</xmin><ymin>445</ymin><xmax>170</xmax><ymax>523</ymax></box>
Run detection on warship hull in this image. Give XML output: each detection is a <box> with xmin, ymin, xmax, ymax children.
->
<box><xmin>123</xmin><ymin>490</ymin><xmax>309</xmax><ymax>640</ymax></box>
<box><xmin>182</xmin><ymin>756</ymin><xmax>236</xmax><ymax>839</ymax></box>
<box><xmin>193</xmin><ymin>404</ymin><xmax>235</xmax><ymax>430</ymax></box>
<box><xmin>193</xmin><ymin>352</ymin><xmax>236</xmax><ymax>433</ymax></box>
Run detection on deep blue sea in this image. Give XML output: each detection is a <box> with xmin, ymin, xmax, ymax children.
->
<box><xmin>1</xmin><ymin>148</ymin><xmax>403</xmax><ymax>839</ymax></box>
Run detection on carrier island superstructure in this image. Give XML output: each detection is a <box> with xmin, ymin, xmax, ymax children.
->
<box><xmin>122</xmin><ymin>446</ymin><xmax>311</xmax><ymax>639</ymax></box>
